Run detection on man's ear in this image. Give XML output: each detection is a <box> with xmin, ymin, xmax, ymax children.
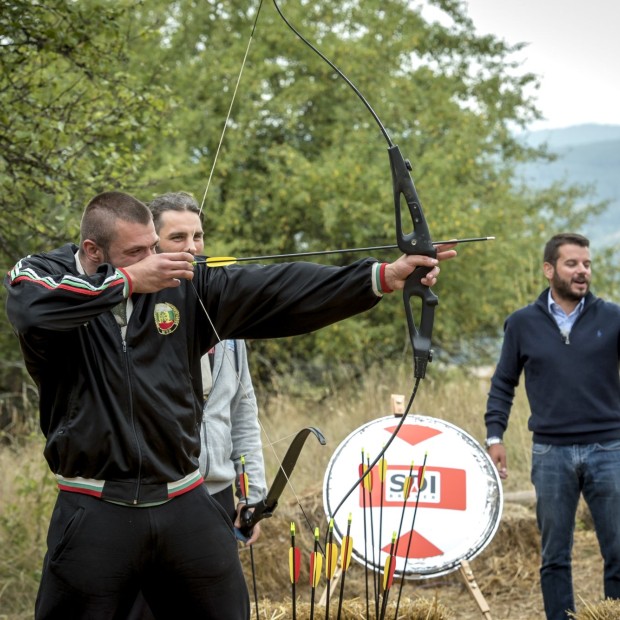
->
<box><xmin>543</xmin><ymin>261</ymin><xmax>554</xmax><ymax>281</ymax></box>
<box><xmin>82</xmin><ymin>239</ymin><xmax>103</xmax><ymax>265</ymax></box>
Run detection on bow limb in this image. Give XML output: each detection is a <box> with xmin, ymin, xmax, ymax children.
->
<box><xmin>238</xmin><ymin>426</ymin><xmax>327</xmax><ymax>538</ymax></box>
<box><xmin>272</xmin><ymin>0</ymin><xmax>438</xmax><ymax>381</ymax></box>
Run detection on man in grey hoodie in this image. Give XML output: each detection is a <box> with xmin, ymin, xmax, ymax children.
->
<box><xmin>149</xmin><ymin>192</ymin><xmax>268</xmax><ymax>540</ymax></box>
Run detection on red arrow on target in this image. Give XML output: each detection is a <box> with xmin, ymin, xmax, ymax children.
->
<box><xmin>383</xmin><ymin>529</ymin><xmax>443</xmax><ymax>559</ymax></box>
<box><xmin>384</xmin><ymin>424</ymin><xmax>442</xmax><ymax>446</ymax></box>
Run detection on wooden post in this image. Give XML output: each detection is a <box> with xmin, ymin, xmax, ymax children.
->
<box><xmin>459</xmin><ymin>559</ymin><xmax>493</xmax><ymax>619</ymax></box>
<box><xmin>391</xmin><ymin>393</ymin><xmax>405</xmax><ymax>415</ymax></box>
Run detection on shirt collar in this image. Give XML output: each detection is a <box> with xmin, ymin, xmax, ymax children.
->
<box><xmin>547</xmin><ymin>290</ymin><xmax>585</xmax><ymax>317</ymax></box>
<box><xmin>75</xmin><ymin>249</ymin><xmax>86</xmax><ymax>275</ymax></box>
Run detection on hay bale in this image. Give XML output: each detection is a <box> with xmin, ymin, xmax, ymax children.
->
<box><xmin>256</xmin><ymin>595</ymin><xmax>455</xmax><ymax>619</ymax></box>
<box><xmin>569</xmin><ymin>598</ymin><xmax>620</xmax><ymax>619</ymax></box>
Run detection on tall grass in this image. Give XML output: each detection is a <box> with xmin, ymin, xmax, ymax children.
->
<box><xmin>0</xmin><ymin>435</ymin><xmax>55</xmax><ymax>619</ymax></box>
<box><xmin>258</xmin><ymin>361</ymin><xmax>532</xmax><ymax>498</ymax></box>
<box><xmin>0</xmin><ymin>363</ymin><xmax>533</xmax><ymax>617</ymax></box>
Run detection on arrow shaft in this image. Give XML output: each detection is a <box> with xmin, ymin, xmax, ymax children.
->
<box><xmin>196</xmin><ymin>236</ymin><xmax>494</xmax><ymax>266</ymax></box>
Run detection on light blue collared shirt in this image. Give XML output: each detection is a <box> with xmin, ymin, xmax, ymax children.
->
<box><xmin>547</xmin><ymin>290</ymin><xmax>584</xmax><ymax>343</ymax></box>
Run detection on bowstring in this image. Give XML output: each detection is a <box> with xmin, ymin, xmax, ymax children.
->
<box><xmin>192</xmin><ymin>0</ymin><xmax>318</xmax><ymax>535</ymax></box>
<box><xmin>191</xmin><ymin>280</ymin><xmax>314</xmax><ymax>534</ymax></box>
<box><xmin>267</xmin><ymin>0</ymin><xmax>425</xmax><ymax>539</ymax></box>
<box><xmin>199</xmin><ymin>0</ymin><xmax>264</xmax><ymax>217</ymax></box>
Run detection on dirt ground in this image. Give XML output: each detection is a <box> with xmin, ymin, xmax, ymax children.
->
<box><xmin>240</xmin><ymin>490</ymin><xmax>607</xmax><ymax>619</ymax></box>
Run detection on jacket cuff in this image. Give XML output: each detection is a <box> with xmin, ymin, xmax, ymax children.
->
<box><xmin>117</xmin><ymin>268</ymin><xmax>133</xmax><ymax>298</ymax></box>
<box><xmin>485</xmin><ymin>423</ymin><xmax>505</xmax><ymax>441</ymax></box>
<box><xmin>371</xmin><ymin>262</ymin><xmax>394</xmax><ymax>297</ymax></box>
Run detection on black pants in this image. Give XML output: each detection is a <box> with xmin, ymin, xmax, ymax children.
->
<box><xmin>35</xmin><ymin>485</ymin><xmax>248</xmax><ymax>619</ymax></box>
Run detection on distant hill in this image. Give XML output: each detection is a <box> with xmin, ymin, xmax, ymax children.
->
<box><xmin>521</xmin><ymin>124</ymin><xmax>620</xmax><ymax>149</ymax></box>
<box><xmin>516</xmin><ymin>124</ymin><xmax>620</xmax><ymax>247</ymax></box>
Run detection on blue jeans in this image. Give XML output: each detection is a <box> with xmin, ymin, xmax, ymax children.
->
<box><xmin>531</xmin><ymin>440</ymin><xmax>620</xmax><ymax>620</ymax></box>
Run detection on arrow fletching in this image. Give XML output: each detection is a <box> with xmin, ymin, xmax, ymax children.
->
<box><xmin>197</xmin><ymin>256</ymin><xmax>238</xmax><ymax>267</ymax></box>
<box><xmin>378</xmin><ymin>454</ymin><xmax>388</xmax><ymax>483</ymax></box>
<box><xmin>289</xmin><ymin>547</ymin><xmax>301</xmax><ymax>583</ymax></box>
<box><xmin>382</xmin><ymin>532</ymin><xmax>397</xmax><ymax>591</ymax></box>
<box><xmin>325</xmin><ymin>542</ymin><xmax>338</xmax><ymax>579</ymax></box>
<box><xmin>359</xmin><ymin>461</ymin><xmax>374</xmax><ymax>493</ymax></box>
<box><xmin>325</xmin><ymin>519</ymin><xmax>338</xmax><ymax>579</ymax></box>
<box><xmin>417</xmin><ymin>453</ymin><xmax>428</xmax><ymax>491</ymax></box>
<box><xmin>310</xmin><ymin>552</ymin><xmax>323</xmax><ymax>588</ymax></box>
<box><xmin>310</xmin><ymin>527</ymin><xmax>323</xmax><ymax>588</ymax></box>
<box><xmin>403</xmin><ymin>461</ymin><xmax>415</xmax><ymax>499</ymax></box>
<box><xmin>289</xmin><ymin>522</ymin><xmax>301</xmax><ymax>584</ymax></box>
<box><xmin>239</xmin><ymin>455</ymin><xmax>249</xmax><ymax>498</ymax></box>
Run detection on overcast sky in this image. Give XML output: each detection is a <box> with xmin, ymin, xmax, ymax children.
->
<box><xmin>463</xmin><ymin>0</ymin><xmax>620</xmax><ymax>130</ymax></box>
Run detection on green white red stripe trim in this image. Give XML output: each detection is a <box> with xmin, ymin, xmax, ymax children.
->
<box><xmin>56</xmin><ymin>469</ymin><xmax>204</xmax><ymax>503</ymax></box>
<box><xmin>56</xmin><ymin>475</ymin><xmax>105</xmax><ymax>497</ymax></box>
<box><xmin>9</xmin><ymin>259</ymin><xmax>127</xmax><ymax>297</ymax></box>
<box><xmin>167</xmin><ymin>470</ymin><xmax>204</xmax><ymax>497</ymax></box>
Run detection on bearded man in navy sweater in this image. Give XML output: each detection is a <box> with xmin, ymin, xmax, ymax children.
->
<box><xmin>484</xmin><ymin>232</ymin><xmax>620</xmax><ymax>620</ymax></box>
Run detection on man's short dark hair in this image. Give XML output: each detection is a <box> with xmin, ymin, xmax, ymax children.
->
<box><xmin>80</xmin><ymin>191</ymin><xmax>152</xmax><ymax>251</ymax></box>
<box><xmin>544</xmin><ymin>233</ymin><xmax>590</xmax><ymax>266</ymax></box>
<box><xmin>148</xmin><ymin>192</ymin><xmax>202</xmax><ymax>233</ymax></box>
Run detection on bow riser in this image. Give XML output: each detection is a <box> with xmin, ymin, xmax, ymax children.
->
<box><xmin>389</xmin><ymin>145</ymin><xmax>438</xmax><ymax>379</ymax></box>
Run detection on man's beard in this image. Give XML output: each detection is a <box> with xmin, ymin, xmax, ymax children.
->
<box><xmin>552</xmin><ymin>271</ymin><xmax>589</xmax><ymax>302</ymax></box>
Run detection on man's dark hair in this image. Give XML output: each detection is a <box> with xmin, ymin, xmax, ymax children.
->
<box><xmin>544</xmin><ymin>233</ymin><xmax>590</xmax><ymax>266</ymax></box>
<box><xmin>148</xmin><ymin>192</ymin><xmax>202</xmax><ymax>233</ymax></box>
<box><xmin>80</xmin><ymin>191</ymin><xmax>152</xmax><ymax>251</ymax></box>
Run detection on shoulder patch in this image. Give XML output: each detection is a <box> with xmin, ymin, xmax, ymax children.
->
<box><xmin>154</xmin><ymin>302</ymin><xmax>180</xmax><ymax>335</ymax></box>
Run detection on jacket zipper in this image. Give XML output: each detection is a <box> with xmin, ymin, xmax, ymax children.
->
<box><xmin>118</xmin><ymin>317</ymin><xmax>143</xmax><ymax>505</ymax></box>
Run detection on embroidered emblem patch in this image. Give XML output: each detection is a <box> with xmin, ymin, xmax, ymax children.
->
<box><xmin>154</xmin><ymin>302</ymin><xmax>180</xmax><ymax>335</ymax></box>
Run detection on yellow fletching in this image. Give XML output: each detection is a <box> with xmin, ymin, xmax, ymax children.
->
<box><xmin>204</xmin><ymin>256</ymin><xmax>238</xmax><ymax>267</ymax></box>
<box><xmin>340</xmin><ymin>535</ymin><xmax>353</xmax><ymax>570</ymax></box>
<box><xmin>403</xmin><ymin>475</ymin><xmax>413</xmax><ymax>499</ymax></box>
<box><xmin>362</xmin><ymin>463</ymin><xmax>373</xmax><ymax>492</ymax></box>
<box><xmin>325</xmin><ymin>543</ymin><xmax>339</xmax><ymax>579</ymax></box>
<box><xmin>382</xmin><ymin>556</ymin><xmax>393</xmax><ymax>591</ymax></box>
<box><xmin>310</xmin><ymin>552</ymin><xmax>323</xmax><ymax>587</ymax></box>
<box><xmin>378</xmin><ymin>456</ymin><xmax>388</xmax><ymax>482</ymax></box>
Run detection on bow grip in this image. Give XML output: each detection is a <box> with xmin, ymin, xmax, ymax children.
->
<box><xmin>403</xmin><ymin>272</ymin><xmax>438</xmax><ymax>379</ymax></box>
<box><xmin>238</xmin><ymin>499</ymin><xmax>275</xmax><ymax>538</ymax></box>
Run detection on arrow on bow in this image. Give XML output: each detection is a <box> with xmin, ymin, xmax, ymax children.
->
<box><xmin>194</xmin><ymin>236</ymin><xmax>494</xmax><ymax>267</ymax></box>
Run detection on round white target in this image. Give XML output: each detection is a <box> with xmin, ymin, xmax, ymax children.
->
<box><xmin>322</xmin><ymin>414</ymin><xmax>503</xmax><ymax>579</ymax></box>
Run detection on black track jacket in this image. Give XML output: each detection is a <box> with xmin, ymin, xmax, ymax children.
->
<box><xmin>5</xmin><ymin>243</ymin><xmax>380</xmax><ymax>504</ymax></box>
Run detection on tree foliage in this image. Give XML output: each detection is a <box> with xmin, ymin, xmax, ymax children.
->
<box><xmin>1</xmin><ymin>0</ymin><xmax>616</xmax><ymax>385</ymax></box>
<box><xmin>0</xmin><ymin>0</ymin><xmax>171</xmax><ymax>258</ymax></box>
<box><xmin>124</xmin><ymin>0</ymin><xmax>611</xmax><ymax>379</ymax></box>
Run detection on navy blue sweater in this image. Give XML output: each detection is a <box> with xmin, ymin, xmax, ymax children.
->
<box><xmin>485</xmin><ymin>289</ymin><xmax>620</xmax><ymax>445</ymax></box>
